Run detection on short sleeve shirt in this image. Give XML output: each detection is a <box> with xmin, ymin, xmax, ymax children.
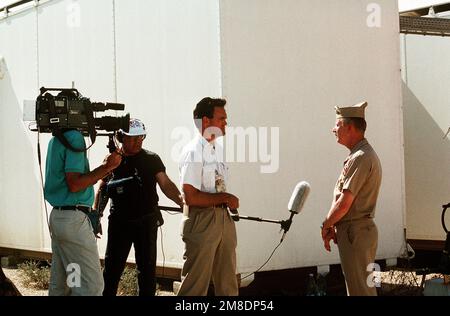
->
<box><xmin>110</xmin><ymin>149</ymin><xmax>166</xmax><ymax>211</ymax></box>
<box><xmin>333</xmin><ymin>139</ymin><xmax>382</xmax><ymax>222</ymax></box>
<box><xmin>179</xmin><ymin>135</ymin><xmax>228</xmax><ymax>194</ymax></box>
<box><xmin>44</xmin><ymin>130</ymin><xmax>94</xmax><ymax>207</ymax></box>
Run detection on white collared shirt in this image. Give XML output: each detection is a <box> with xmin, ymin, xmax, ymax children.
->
<box><xmin>179</xmin><ymin>134</ymin><xmax>228</xmax><ymax>193</ymax></box>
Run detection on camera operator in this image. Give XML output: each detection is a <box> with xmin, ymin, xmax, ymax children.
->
<box><xmin>44</xmin><ymin>128</ymin><xmax>122</xmax><ymax>296</ymax></box>
<box><xmin>99</xmin><ymin>118</ymin><xmax>183</xmax><ymax>296</ymax></box>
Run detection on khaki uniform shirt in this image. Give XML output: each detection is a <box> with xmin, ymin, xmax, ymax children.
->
<box><xmin>334</xmin><ymin>139</ymin><xmax>382</xmax><ymax>222</ymax></box>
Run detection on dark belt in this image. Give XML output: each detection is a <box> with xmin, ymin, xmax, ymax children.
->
<box><xmin>214</xmin><ymin>203</ymin><xmax>228</xmax><ymax>209</ymax></box>
<box><xmin>55</xmin><ymin>205</ymin><xmax>92</xmax><ymax>213</ymax></box>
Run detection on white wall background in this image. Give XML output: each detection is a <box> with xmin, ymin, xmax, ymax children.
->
<box><xmin>401</xmin><ymin>12</ymin><xmax>450</xmax><ymax>241</ymax></box>
<box><xmin>0</xmin><ymin>8</ymin><xmax>44</xmax><ymax>251</ymax></box>
<box><xmin>1</xmin><ymin>0</ymin><xmax>405</xmax><ymax>274</ymax></box>
<box><xmin>0</xmin><ymin>0</ymin><xmax>221</xmax><ymax>269</ymax></box>
<box><xmin>220</xmin><ymin>0</ymin><xmax>405</xmax><ymax>272</ymax></box>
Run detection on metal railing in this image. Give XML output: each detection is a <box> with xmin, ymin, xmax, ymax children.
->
<box><xmin>400</xmin><ymin>16</ymin><xmax>450</xmax><ymax>37</ymax></box>
<box><xmin>0</xmin><ymin>0</ymin><xmax>49</xmax><ymax>19</ymax></box>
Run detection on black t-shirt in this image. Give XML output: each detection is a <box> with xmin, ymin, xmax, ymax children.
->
<box><xmin>109</xmin><ymin>149</ymin><xmax>165</xmax><ymax>218</ymax></box>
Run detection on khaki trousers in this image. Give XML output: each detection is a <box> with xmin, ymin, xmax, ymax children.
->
<box><xmin>336</xmin><ymin>219</ymin><xmax>378</xmax><ymax>296</ymax></box>
<box><xmin>48</xmin><ymin>208</ymin><xmax>104</xmax><ymax>296</ymax></box>
<box><xmin>178</xmin><ymin>206</ymin><xmax>238</xmax><ymax>296</ymax></box>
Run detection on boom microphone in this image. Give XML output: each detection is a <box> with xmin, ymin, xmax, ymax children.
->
<box><xmin>281</xmin><ymin>181</ymin><xmax>311</xmax><ymax>242</ymax></box>
<box><xmin>288</xmin><ymin>181</ymin><xmax>311</xmax><ymax>214</ymax></box>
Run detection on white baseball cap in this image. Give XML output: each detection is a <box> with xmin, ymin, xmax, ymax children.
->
<box><xmin>120</xmin><ymin>118</ymin><xmax>147</xmax><ymax>136</ymax></box>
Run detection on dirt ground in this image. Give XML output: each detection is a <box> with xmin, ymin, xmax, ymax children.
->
<box><xmin>378</xmin><ymin>269</ymin><xmax>444</xmax><ymax>296</ymax></box>
<box><xmin>3</xmin><ymin>268</ymin><xmax>47</xmax><ymax>296</ymax></box>
<box><xmin>2</xmin><ymin>267</ymin><xmax>175</xmax><ymax>296</ymax></box>
<box><xmin>3</xmin><ymin>266</ymin><xmax>445</xmax><ymax>296</ymax></box>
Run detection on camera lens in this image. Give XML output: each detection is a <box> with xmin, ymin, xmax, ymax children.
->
<box><xmin>95</xmin><ymin>113</ymin><xmax>130</xmax><ymax>132</ymax></box>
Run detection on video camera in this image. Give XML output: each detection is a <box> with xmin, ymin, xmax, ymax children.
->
<box><xmin>34</xmin><ymin>87</ymin><xmax>129</xmax><ymax>151</ymax></box>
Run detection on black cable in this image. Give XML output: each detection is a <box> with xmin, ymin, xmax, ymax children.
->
<box><xmin>158</xmin><ymin>206</ymin><xmax>288</xmax><ymax>283</ymax></box>
<box><xmin>240</xmin><ymin>240</ymin><xmax>283</xmax><ymax>282</ymax></box>
<box><xmin>159</xmin><ymin>225</ymin><xmax>165</xmax><ymax>279</ymax></box>
<box><xmin>37</xmin><ymin>130</ymin><xmax>51</xmax><ymax>235</ymax></box>
<box><xmin>442</xmin><ymin>203</ymin><xmax>449</xmax><ymax>233</ymax></box>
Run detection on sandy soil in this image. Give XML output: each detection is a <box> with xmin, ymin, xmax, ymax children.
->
<box><xmin>2</xmin><ymin>266</ymin><xmax>445</xmax><ymax>296</ymax></box>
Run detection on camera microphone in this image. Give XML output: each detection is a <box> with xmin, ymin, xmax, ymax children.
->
<box><xmin>91</xmin><ymin>102</ymin><xmax>125</xmax><ymax>111</ymax></box>
<box><xmin>105</xmin><ymin>103</ymin><xmax>125</xmax><ymax>111</ymax></box>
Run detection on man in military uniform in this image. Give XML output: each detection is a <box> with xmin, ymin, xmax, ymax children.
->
<box><xmin>321</xmin><ymin>101</ymin><xmax>382</xmax><ymax>296</ymax></box>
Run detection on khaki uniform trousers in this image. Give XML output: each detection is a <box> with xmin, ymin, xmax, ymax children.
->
<box><xmin>336</xmin><ymin>218</ymin><xmax>378</xmax><ymax>296</ymax></box>
<box><xmin>178</xmin><ymin>206</ymin><xmax>238</xmax><ymax>296</ymax></box>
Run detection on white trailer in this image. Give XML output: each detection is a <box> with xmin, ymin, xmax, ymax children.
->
<box><xmin>0</xmin><ymin>0</ymin><xmax>405</xmax><ymax>284</ymax></box>
<box><xmin>400</xmin><ymin>9</ymin><xmax>450</xmax><ymax>247</ymax></box>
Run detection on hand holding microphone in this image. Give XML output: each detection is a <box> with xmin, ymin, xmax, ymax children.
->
<box><xmin>225</xmin><ymin>193</ymin><xmax>240</xmax><ymax>222</ymax></box>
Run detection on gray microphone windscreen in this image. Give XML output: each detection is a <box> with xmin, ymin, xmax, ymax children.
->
<box><xmin>287</xmin><ymin>181</ymin><xmax>310</xmax><ymax>214</ymax></box>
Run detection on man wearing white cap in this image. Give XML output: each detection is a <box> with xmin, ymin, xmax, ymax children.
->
<box><xmin>321</xmin><ymin>101</ymin><xmax>382</xmax><ymax>296</ymax></box>
<box><xmin>99</xmin><ymin>118</ymin><xmax>183</xmax><ymax>296</ymax></box>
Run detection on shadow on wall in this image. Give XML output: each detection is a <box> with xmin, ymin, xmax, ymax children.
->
<box><xmin>0</xmin><ymin>56</ymin><xmax>44</xmax><ymax>248</ymax></box>
<box><xmin>402</xmin><ymin>81</ymin><xmax>450</xmax><ymax>241</ymax></box>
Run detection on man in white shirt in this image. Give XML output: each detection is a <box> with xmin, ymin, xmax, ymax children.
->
<box><xmin>178</xmin><ymin>97</ymin><xmax>239</xmax><ymax>296</ymax></box>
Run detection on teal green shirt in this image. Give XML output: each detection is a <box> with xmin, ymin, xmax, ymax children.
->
<box><xmin>44</xmin><ymin>130</ymin><xmax>94</xmax><ymax>207</ymax></box>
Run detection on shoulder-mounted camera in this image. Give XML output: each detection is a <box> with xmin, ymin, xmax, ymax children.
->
<box><xmin>33</xmin><ymin>87</ymin><xmax>129</xmax><ymax>152</ymax></box>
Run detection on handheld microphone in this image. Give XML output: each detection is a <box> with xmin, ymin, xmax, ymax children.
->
<box><xmin>281</xmin><ymin>181</ymin><xmax>311</xmax><ymax>242</ymax></box>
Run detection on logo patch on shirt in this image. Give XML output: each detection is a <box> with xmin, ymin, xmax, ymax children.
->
<box><xmin>215</xmin><ymin>170</ymin><xmax>226</xmax><ymax>193</ymax></box>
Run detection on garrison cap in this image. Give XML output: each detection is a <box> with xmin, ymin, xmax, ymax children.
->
<box><xmin>335</xmin><ymin>101</ymin><xmax>368</xmax><ymax>119</ymax></box>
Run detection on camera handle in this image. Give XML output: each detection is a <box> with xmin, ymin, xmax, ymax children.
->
<box><xmin>107</xmin><ymin>133</ymin><xmax>117</xmax><ymax>153</ymax></box>
<box><xmin>94</xmin><ymin>134</ymin><xmax>117</xmax><ymax>216</ymax></box>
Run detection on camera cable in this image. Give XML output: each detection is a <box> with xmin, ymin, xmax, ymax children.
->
<box><xmin>158</xmin><ymin>225</ymin><xmax>166</xmax><ymax>280</ymax></box>
<box><xmin>36</xmin><ymin>129</ymin><xmax>51</xmax><ymax>236</ymax></box>
<box><xmin>239</xmin><ymin>240</ymin><xmax>283</xmax><ymax>282</ymax></box>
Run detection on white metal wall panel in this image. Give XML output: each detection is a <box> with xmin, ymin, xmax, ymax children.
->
<box><xmin>114</xmin><ymin>0</ymin><xmax>222</xmax><ymax>268</ymax></box>
<box><xmin>401</xmin><ymin>24</ymin><xmax>450</xmax><ymax>241</ymax></box>
<box><xmin>0</xmin><ymin>9</ymin><xmax>44</xmax><ymax>250</ymax></box>
<box><xmin>0</xmin><ymin>0</ymin><xmax>222</xmax><ymax>268</ymax></box>
<box><xmin>220</xmin><ymin>0</ymin><xmax>405</xmax><ymax>272</ymax></box>
<box><xmin>35</xmin><ymin>0</ymin><xmax>119</xmax><ymax>255</ymax></box>
<box><xmin>37</xmin><ymin>0</ymin><xmax>115</xmax><ymax>100</ymax></box>
<box><xmin>0</xmin><ymin>0</ymin><xmax>405</xmax><ymax>275</ymax></box>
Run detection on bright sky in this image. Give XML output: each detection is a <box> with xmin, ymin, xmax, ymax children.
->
<box><xmin>398</xmin><ymin>0</ymin><xmax>450</xmax><ymax>12</ymax></box>
<box><xmin>0</xmin><ymin>0</ymin><xmax>449</xmax><ymax>13</ymax></box>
